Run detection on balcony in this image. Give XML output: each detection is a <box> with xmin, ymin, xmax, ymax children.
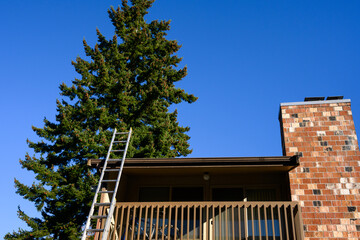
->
<box><xmin>94</xmin><ymin>201</ymin><xmax>304</xmax><ymax>240</ymax></box>
<box><xmin>87</xmin><ymin>157</ymin><xmax>302</xmax><ymax>239</ymax></box>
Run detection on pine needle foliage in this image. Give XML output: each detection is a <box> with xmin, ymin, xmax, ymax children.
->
<box><xmin>6</xmin><ymin>0</ymin><xmax>196</xmax><ymax>239</ymax></box>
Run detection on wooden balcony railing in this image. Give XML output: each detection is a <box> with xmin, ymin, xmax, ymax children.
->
<box><xmin>94</xmin><ymin>202</ymin><xmax>304</xmax><ymax>240</ymax></box>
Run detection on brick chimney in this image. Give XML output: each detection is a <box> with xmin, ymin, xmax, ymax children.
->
<box><xmin>279</xmin><ymin>97</ymin><xmax>360</xmax><ymax>239</ymax></box>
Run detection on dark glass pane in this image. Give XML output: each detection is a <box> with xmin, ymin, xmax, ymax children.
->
<box><xmin>172</xmin><ymin>187</ymin><xmax>203</xmax><ymax>201</ymax></box>
<box><xmin>212</xmin><ymin>188</ymin><xmax>244</xmax><ymax>201</ymax></box>
<box><xmin>139</xmin><ymin>187</ymin><xmax>170</xmax><ymax>201</ymax></box>
<box><xmin>246</xmin><ymin>189</ymin><xmax>277</xmax><ymax>201</ymax></box>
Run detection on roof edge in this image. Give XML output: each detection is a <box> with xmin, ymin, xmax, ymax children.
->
<box><xmin>88</xmin><ymin>155</ymin><xmax>299</xmax><ymax>169</ymax></box>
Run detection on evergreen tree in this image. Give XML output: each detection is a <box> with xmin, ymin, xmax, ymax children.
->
<box><xmin>6</xmin><ymin>0</ymin><xmax>197</xmax><ymax>239</ymax></box>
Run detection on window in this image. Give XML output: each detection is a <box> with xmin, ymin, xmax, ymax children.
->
<box><xmin>139</xmin><ymin>187</ymin><xmax>170</xmax><ymax>201</ymax></box>
<box><xmin>211</xmin><ymin>187</ymin><xmax>277</xmax><ymax>201</ymax></box>
<box><xmin>172</xmin><ymin>187</ymin><xmax>203</xmax><ymax>201</ymax></box>
<box><xmin>246</xmin><ymin>188</ymin><xmax>277</xmax><ymax>201</ymax></box>
<box><xmin>139</xmin><ymin>187</ymin><xmax>203</xmax><ymax>201</ymax></box>
<box><xmin>212</xmin><ymin>188</ymin><xmax>244</xmax><ymax>201</ymax></box>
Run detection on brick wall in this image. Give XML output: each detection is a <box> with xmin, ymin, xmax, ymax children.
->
<box><xmin>279</xmin><ymin>99</ymin><xmax>360</xmax><ymax>240</ymax></box>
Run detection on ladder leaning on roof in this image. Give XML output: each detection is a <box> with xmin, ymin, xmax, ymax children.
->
<box><xmin>81</xmin><ymin>128</ymin><xmax>132</xmax><ymax>240</ymax></box>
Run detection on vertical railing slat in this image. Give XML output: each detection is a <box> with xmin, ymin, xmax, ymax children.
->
<box><xmin>264</xmin><ymin>205</ymin><xmax>268</xmax><ymax>240</ymax></box>
<box><xmin>161</xmin><ymin>206</ymin><xmax>166</xmax><ymax>240</ymax></box>
<box><xmin>155</xmin><ymin>206</ymin><xmax>160</xmax><ymax>240</ymax></box>
<box><xmin>174</xmin><ymin>206</ymin><xmax>178</xmax><ymax>240</ymax></box>
<box><xmin>136</xmin><ymin>206</ymin><xmax>143</xmax><ymax>240</ymax></box>
<box><xmin>118</xmin><ymin>207</ymin><xmax>125</xmax><ymax>240</ymax></box>
<box><xmin>187</xmin><ymin>205</ymin><xmax>190</xmax><ymax>240</ymax></box>
<box><xmin>238</xmin><ymin>205</ymin><xmax>242</xmax><ymax>240</ymax></box>
<box><xmin>149</xmin><ymin>206</ymin><xmax>154</xmax><ymax>240</ymax></box>
<box><xmin>142</xmin><ymin>206</ymin><xmax>148</xmax><ymax>240</ymax></box>
<box><xmin>258</xmin><ymin>205</ymin><xmax>261</xmax><ymax>240</ymax></box>
<box><xmin>199</xmin><ymin>206</ymin><xmax>203</xmax><ymax>240</ymax></box>
<box><xmin>251</xmin><ymin>205</ymin><xmax>255</xmax><ymax>240</ymax></box>
<box><xmin>130</xmin><ymin>206</ymin><xmax>136</xmax><ymax>240</ymax></box>
<box><xmin>270</xmin><ymin>205</ymin><xmax>275</xmax><ymax>240</ymax></box>
<box><xmin>180</xmin><ymin>206</ymin><xmax>184</xmax><ymax>240</ymax></box>
<box><xmin>231</xmin><ymin>205</ymin><xmax>235</xmax><ymax>240</ymax></box>
<box><xmin>219</xmin><ymin>205</ymin><xmax>222</xmax><ymax>240</ymax></box>
<box><xmin>124</xmin><ymin>207</ymin><xmax>131</xmax><ymax>240</ymax></box>
<box><xmin>244</xmin><ymin>204</ymin><xmax>248</xmax><ymax>240</ymax></box>
<box><xmin>212</xmin><ymin>206</ymin><xmax>215</xmax><ymax>240</ymax></box>
<box><xmin>111</xmin><ymin>205</ymin><xmax>119</xmax><ymax>240</ymax></box>
<box><xmin>169</xmin><ymin>206</ymin><xmax>173</xmax><ymax>240</ymax></box>
<box><xmin>205</xmin><ymin>205</ymin><xmax>209</xmax><ymax>240</ymax></box>
<box><xmin>283</xmin><ymin>205</ymin><xmax>289</xmax><ymax>240</ymax></box>
<box><xmin>225</xmin><ymin>205</ymin><xmax>228</xmax><ymax>240</ymax></box>
<box><xmin>193</xmin><ymin>206</ymin><xmax>196</xmax><ymax>240</ymax></box>
<box><xmin>256</xmin><ymin>204</ymin><xmax>262</xmax><ymax>239</ymax></box>
<box><xmin>290</xmin><ymin>204</ymin><xmax>296</xmax><ymax>240</ymax></box>
<box><xmin>277</xmin><ymin>205</ymin><xmax>283</xmax><ymax>240</ymax></box>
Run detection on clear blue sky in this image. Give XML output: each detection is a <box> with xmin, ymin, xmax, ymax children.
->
<box><xmin>1</xmin><ymin>0</ymin><xmax>360</xmax><ymax>237</ymax></box>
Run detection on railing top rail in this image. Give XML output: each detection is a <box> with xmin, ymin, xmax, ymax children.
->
<box><xmin>115</xmin><ymin>201</ymin><xmax>300</xmax><ymax>208</ymax></box>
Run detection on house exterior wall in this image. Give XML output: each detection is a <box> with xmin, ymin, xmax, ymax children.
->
<box><xmin>279</xmin><ymin>99</ymin><xmax>360</xmax><ymax>239</ymax></box>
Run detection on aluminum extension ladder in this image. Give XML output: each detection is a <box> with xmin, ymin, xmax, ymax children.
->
<box><xmin>81</xmin><ymin>128</ymin><xmax>132</xmax><ymax>240</ymax></box>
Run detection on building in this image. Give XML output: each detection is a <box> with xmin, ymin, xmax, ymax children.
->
<box><xmin>89</xmin><ymin>97</ymin><xmax>360</xmax><ymax>240</ymax></box>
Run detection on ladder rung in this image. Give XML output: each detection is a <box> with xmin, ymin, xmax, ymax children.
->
<box><xmin>113</xmin><ymin>141</ymin><xmax>127</xmax><ymax>143</ymax></box>
<box><xmin>104</xmin><ymin>169</ymin><xmax>119</xmax><ymax>171</ymax></box>
<box><xmin>91</xmin><ymin>215</ymin><xmax>107</xmax><ymax>219</ymax></box>
<box><xmin>99</xmin><ymin>191</ymin><xmax>114</xmax><ymax>193</ymax></box>
<box><xmin>94</xmin><ymin>202</ymin><xmax>111</xmax><ymax>206</ymax></box>
<box><xmin>87</xmin><ymin>228</ymin><xmax>104</xmax><ymax>232</ymax></box>
<box><xmin>115</xmin><ymin>132</ymin><xmax>129</xmax><ymax>135</ymax></box>
<box><xmin>101</xmin><ymin>180</ymin><xmax>117</xmax><ymax>182</ymax></box>
<box><xmin>111</xmin><ymin>150</ymin><xmax>124</xmax><ymax>152</ymax></box>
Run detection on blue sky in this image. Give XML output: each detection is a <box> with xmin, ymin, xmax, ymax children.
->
<box><xmin>1</xmin><ymin>0</ymin><xmax>360</xmax><ymax>237</ymax></box>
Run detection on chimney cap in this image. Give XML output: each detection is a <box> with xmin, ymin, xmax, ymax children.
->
<box><xmin>326</xmin><ymin>96</ymin><xmax>344</xmax><ymax>100</ymax></box>
<box><xmin>304</xmin><ymin>97</ymin><xmax>325</xmax><ymax>102</ymax></box>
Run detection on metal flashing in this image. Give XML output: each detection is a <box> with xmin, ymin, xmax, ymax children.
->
<box><xmin>280</xmin><ymin>99</ymin><xmax>350</xmax><ymax>107</ymax></box>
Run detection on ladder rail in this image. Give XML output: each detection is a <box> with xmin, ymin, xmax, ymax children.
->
<box><xmin>101</xmin><ymin>127</ymin><xmax>132</xmax><ymax>240</ymax></box>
